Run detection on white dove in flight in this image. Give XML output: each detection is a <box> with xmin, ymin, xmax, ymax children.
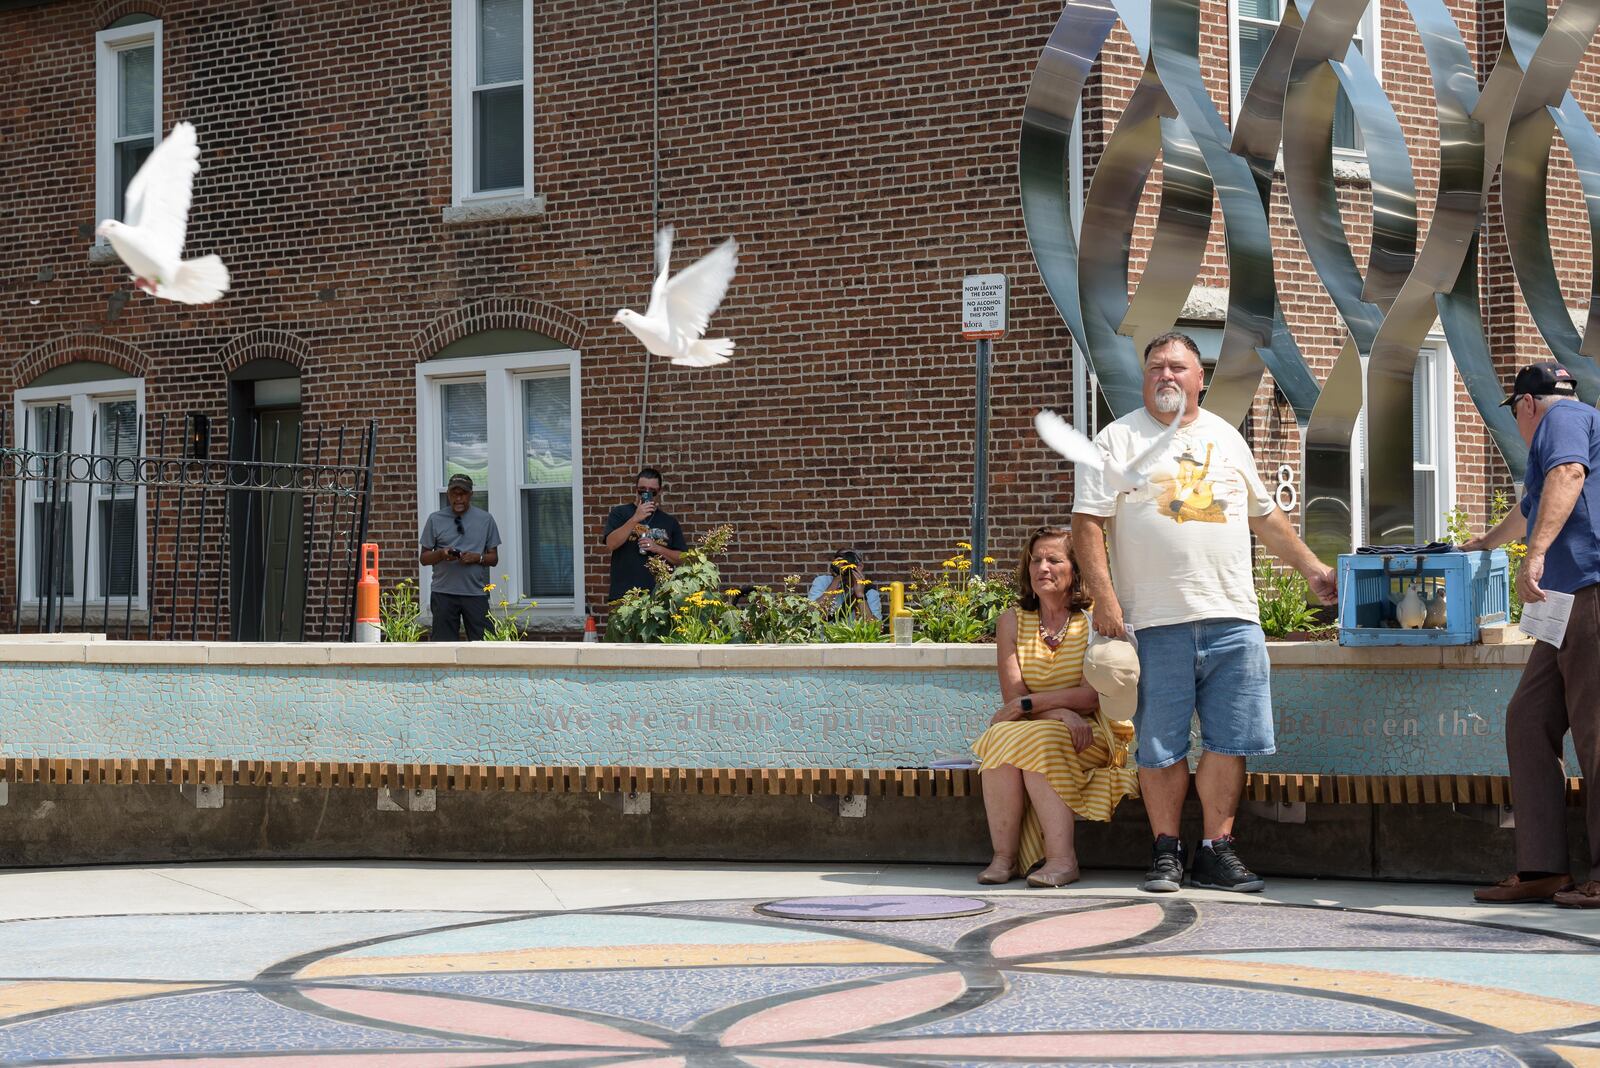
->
<box><xmin>94</xmin><ymin>121</ymin><xmax>230</xmax><ymax>305</ymax></box>
<box><xmin>614</xmin><ymin>227</ymin><xmax>738</xmax><ymax>367</ymax></box>
<box><xmin>1035</xmin><ymin>390</ymin><xmax>1186</xmax><ymax>494</ymax></box>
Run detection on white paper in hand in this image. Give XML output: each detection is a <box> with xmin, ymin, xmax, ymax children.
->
<box><xmin>1518</xmin><ymin>590</ymin><xmax>1575</xmax><ymax>647</ymax></box>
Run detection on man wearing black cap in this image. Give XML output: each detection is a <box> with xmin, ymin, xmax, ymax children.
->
<box><xmin>1465</xmin><ymin>361</ymin><xmax>1600</xmax><ymax>907</ymax></box>
<box><xmin>419</xmin><ymin>473</ymin><xmax>501</xmax><ymax>641</ymax></box>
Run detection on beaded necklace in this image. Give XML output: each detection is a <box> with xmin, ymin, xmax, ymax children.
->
<box><xmin>1038</xmin><ymin>612</ymin><xmax>1072</xmax><ymax>648</ymax></box>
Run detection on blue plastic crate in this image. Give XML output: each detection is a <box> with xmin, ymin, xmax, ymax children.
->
<box><xmin>1336</xmin><ymin>549</ymin><xmax>1510</xmax><ymax>646</ymax></box>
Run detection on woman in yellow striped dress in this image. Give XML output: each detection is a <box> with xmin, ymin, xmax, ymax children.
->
<box><xmin>972</xmin><ymin>525</ymin><xmax>1140</xmax><ymax>886</ymax></box>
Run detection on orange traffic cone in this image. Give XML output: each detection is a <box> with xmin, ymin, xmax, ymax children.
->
<box><xmin>583</xmin><ymin>613</ymin><xmax>600</xmax><ymax>643</ymax></box>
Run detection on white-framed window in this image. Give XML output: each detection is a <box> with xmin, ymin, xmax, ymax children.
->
<box><xmin>452</xmin><ymin>0</ymin><xmax>533</xmax><ymax>204</ymax></box>
<box><xmin>416</xmin><ymin>350</ymin><xmax>582</xmax><ymax>610</ymax></box>
<box><xmin>1229</xmin><ymin>0</ymin><xmax>1377</xmax><ymax>153</ymax></box>
<box><xmin>1350</xmin><ymin>339</ymin><xmax>1455</xmax><ymax>545</ymax></box>
<box><xmin>13</xmin><ymin>380</ymin><xmax>146</xmax><ymax>606</ymax></box>
<box><xmin>95</xmin><ymin>16</ymin><xmax>161</xmax><ymax>228</ymax></box>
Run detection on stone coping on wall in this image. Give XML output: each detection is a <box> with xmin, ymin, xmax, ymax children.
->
<box><xmin>0</xmin><ymin>636</ymin><xmax>1536</xmax><ymax>669</ymax></box>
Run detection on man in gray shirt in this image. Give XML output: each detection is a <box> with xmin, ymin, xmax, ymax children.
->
<box><xmin>419</xmin><ymin>473</ymin><xmax>502</xmax><ymax>640</ymax></box>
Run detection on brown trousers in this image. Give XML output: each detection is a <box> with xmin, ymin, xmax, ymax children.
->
<box><xmin>1506</xmin><ymin>581</ymin><xmax>1600</xmax><ymax>880</ymax></box>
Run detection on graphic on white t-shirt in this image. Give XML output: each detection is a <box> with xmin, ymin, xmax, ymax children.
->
<box><xmin>1073</xmin><ymin>408</ymin><xmax>1273</xmax><ymax>628</ymax></box>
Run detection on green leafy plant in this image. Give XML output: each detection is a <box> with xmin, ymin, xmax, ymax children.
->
<box><xmin>606</xmin><ymin>524</ymin><xmax>736</xmax><ymax>643</ymax></box>
<box><xmin>1443</xmin><ymin>504</ymin><xmax>1472</xmax><ymax>546</ymax></box>
<box><xmin>1255</xmin><ymin>559</ymin><xmax>1328</xmax><ymax>638</ymax></box>
<box><xmin>379</xmin><ymin>579</ymin><xmax>426</xmax><ymax>642</ymax></box>
<box><xmin>738</xmin><ymin>578</ymin><xmax>823</xmax><ymax>644</ymax></box>
<box><xmin>664</xmin><ymin>588</ymin><xmax>739</xmax><ymax>644</ymax></box>
<box><xmin>482</xmin><ymin>575</ymin><xmax>537</xmax><ymax>641</ymax></box>
<box><xmin>909</xmin><ymin>543</ymin><xmax>1018</xmax><ymax>643</ymax></box>
<box><xmin>820</xmin><ymin>612</ymin><xmax>887</xmax><ymax>643</ymax></box>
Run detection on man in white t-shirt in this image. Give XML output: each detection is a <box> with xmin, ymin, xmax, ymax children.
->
<box><xmin>1072</xmin><ymin>332</ymin><xmax>1335</xmax><ymax>894</ymax></box>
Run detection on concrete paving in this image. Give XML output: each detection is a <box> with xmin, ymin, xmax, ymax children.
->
<box><xmin>0</xmin><ymin>861</ymin><xmax>1594</xmax><ymax>1065</ymax></box>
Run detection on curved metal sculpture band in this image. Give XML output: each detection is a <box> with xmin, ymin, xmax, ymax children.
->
<box><xmin>1021</xmin><ymin>0</ymin><xmax>1600</xmax><ymax>558</ymax></box>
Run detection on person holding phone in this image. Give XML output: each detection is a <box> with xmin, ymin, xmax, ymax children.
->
<box><xmin>601</xmin><ymin>467</ymin><xmax>687</xmax><ymax>610</ymax></box>
<box><xmin>419</xmin><ymin>473</ymin><xmax>502</xmax><ymax>640</ymax></box>
<box><xmin>808</xmin><ymin>549</ymin><xmax>883</xmax><ymax>620</ymax></box>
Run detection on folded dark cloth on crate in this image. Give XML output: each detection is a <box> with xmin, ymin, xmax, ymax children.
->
<box><xmin>1356</xmin><ymin>542</ymin><xmax>1456</xmax><ymax>555</ymax></box>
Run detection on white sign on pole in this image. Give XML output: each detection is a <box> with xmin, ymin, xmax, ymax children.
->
<box><xmin>962</xmin><ymin>274</ymin><xmax>1008</xmax><ymax>340</ymax></box>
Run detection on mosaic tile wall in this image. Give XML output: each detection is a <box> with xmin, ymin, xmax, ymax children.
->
<box><xmin>0</xmin><ymin>661</ymin><xmax>1554</xmax><ymax>776</ymax></box>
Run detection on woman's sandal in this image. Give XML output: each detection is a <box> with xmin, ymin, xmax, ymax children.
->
<box><xmin>977</xmin><ymin>856</ymin><xmax>1020</xmax><ymax>884</ymax></box>
<box><xmin>1026</xmin><ymin>863</ymin><xmax>1081</xmax><ymax>888</ymax></box>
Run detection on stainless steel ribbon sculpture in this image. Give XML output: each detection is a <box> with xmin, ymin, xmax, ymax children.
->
<box><xmin>1022</xmin><ymin>0</ymin><xmax>1600</xmax><ymax>557</ymax></box>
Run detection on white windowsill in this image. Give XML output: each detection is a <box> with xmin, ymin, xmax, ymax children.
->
<box><xmin>441</xmin><ymin>195</ymin><xmax>547</xmax><ymax>225</ymax></box>
<box><xmin>1269</xmin><ymin>151</ymin><xmax>1372</xmax><ymax>186</ymax></box>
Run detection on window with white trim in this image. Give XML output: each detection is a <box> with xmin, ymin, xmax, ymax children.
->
<box><xmin>96</xmin><ymin>16</ymin><xmax>161</xmax><ymax>227</ymax></box>
<box><xmin>1229</xmin><ymin>0</ymin><xmax>1375</xmax><ymax>152</ymax></box>
<box><xmin>417</xmin><ymin>350</ymin><xmax>581</xmax><ymax>608</ymax></box>
<box><xmin>453</xmin><ymin>0</ymin><xmax>533</xmax><ymax>202</ymax></box>
<box><xmin>1350</xmin><ymin>341</ymin><xmax>1455</xmax><ymax>545</ymax></box>
<box><xmin>13</xmin><ymin>379</ymin><xmax>146</xmax><ymax>605</ymax></box>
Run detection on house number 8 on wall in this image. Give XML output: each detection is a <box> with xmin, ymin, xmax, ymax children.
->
<box><xmin>1275</xmin><ymin>464</ymin><xmax>1299</xmax><ymax>512</ymax></box>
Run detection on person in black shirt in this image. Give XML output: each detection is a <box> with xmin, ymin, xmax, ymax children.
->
<box><xmin>601</xmin><ymin>467</ymin><xmax>687</xmax><ymax>605</ymax></box>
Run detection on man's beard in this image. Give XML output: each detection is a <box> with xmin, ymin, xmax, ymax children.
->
<box><xmin>1154</xmin><ymin>387</ymin><xmax>1183</xmax><ymax>413</ymax></box>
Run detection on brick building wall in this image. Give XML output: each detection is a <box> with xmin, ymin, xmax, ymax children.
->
<box><xmin>0</xmin><ymin>0</ymin><xmax>1592</xmax><ymax>638</ymax></box>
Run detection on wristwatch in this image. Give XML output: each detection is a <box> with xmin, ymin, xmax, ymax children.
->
<box><xmin>1019</xmin><ymin>697</ymin><xmax>1033</xmax><ymax>713</ymax></box>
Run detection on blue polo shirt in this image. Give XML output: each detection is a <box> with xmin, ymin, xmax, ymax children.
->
<box><xmin>1521</xmin><ymin>400</ymin><xmax>1600</xmax><ymax>594</ymax></box>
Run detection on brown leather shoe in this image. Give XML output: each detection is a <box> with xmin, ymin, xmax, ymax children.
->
<box><xmin>977</xmin><ymin>856</ymin><xmax>1019</xmax><ymax>885</ymax></box>
<box><xmin>1554</xmin><ymin>880</ymin><xmax>1600</xmax><ymax>908</ymax></box>
<box><xmin>1473</xmin><ymin>873</ymin><xmax>1574</xmax><ymax>903</ymax></box>
<box><xmin>1026</xmin><ymin>863</ymin><xmax>1081</xmax><ymax>888</ymax></box>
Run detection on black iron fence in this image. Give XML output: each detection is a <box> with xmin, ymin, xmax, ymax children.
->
<box><xmin>0</xmin><ymin>407</ymin><xmax>376</xmax><ymax>641</ymax></box>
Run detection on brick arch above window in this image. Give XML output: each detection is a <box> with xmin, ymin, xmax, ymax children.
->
<box><xmin>411</xmin><ymin>298</ymin><xmax>585</xmax><ymax>361</ymax></box>
<box><xmin>96</xmin><ymin>1</ymin><xmax>162</xmax><ymax>26</ymax></box>
<box><xmin>15</xmin><ymin>334</ymin><xmax>151</xmax><ymax>388</ymax></box>
<box><xmin>216</xmin><ymin>329</ymin><xmax>312</xmax><ymax>376</ymax></box>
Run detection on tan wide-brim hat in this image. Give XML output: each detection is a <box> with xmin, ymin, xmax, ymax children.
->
<box><xmin>1083</xmin><ymin>631</ymin><xmax>1140</xmax><ymax>720</ymax></box>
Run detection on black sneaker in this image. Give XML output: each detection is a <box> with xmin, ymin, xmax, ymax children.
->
<box><xmin>1190</xmin><ymin>835</ymin><xmax>1265</xmax><ymax>892</ymax></box>
<box><xmin>1141</xmin><ymin>834</ymin><xmax>1185</xmax><ymax>893</ymax></box>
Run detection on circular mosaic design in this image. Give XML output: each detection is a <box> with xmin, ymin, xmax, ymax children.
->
<box><xmin>755</xmin><ymin>894</ymin><xmax>993</xmax><ymax>921</ymax></box>
<box><xmin>0</xmin><ymin>896</ymin><xmax>1595</xmax><ymax>1065</ymax></box>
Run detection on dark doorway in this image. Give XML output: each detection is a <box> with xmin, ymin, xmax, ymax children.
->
<box><xmin>228</xmin><ymin>361</ymin><xmax>304</xmax><ymax>641</ymax></box>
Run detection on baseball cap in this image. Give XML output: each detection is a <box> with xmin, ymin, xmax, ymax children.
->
<box><xmin>447</xmin><ymin>473</ymin><xmax>474</xmax><ymax>491</ymax></box>
<box><xmin>1500</xmin><ymin>361</ymin><xmax>1578</xmax><ymax>406</ymax></box>
<box><xmin>1083</xmin><ymin>632</ymin><xmax>1140</xmax><ymax>721</ymax></box>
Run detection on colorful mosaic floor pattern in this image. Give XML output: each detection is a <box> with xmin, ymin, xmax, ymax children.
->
<box><xmin>0</xmin><ymin>894</ymin><xmax>1597</xmax><ymax>1065</ymax></box>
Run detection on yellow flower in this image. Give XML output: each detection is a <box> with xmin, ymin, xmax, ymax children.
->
<box><xmin>957</xmin><ymin>541</ymin><xmax>972</xmax><ymax>550</ymax></box>
<box><xmin>725</xmin><ymin>588</ymin><xmax>741</xmax><ymax>596</ymax></box>
<box><xmin>483</xmin><ymin>583</ymin><xmax>496</xmax><ymax>593</ymax></box>
<box><xmin>906</xmin><ymin>584</ymin><xmax>918</xmax><ymax>591</ymax></box>
<box><xmin>982</xmin><ymin>556</ymin><xmax>995</xmax><ymax>564</ymax></box>
<box><xmin>942</xmin><ymin>558</ymin><xmax>957</xmax><ymax>569</ymax></box>
<box><xmin>955</xmin><ymin>558</ymin><xmax>972</xmax><ymax>571</ymax></box>
<box><xmin>499</xmin><ymin>600</ymin><xmax>510</xmax><ymax>609</ymax></box>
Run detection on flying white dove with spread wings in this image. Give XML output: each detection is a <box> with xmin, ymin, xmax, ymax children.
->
<box><xmin>614</xmin><ymin>227</ymin><xmax>738</xmax><ymax>367</ymax></box>
<box><xmin>95</xmin><ymin>121</ymin><xmax>230</xmax><ymax>305</ymax></box>
<box><xmin>1035</xmin><ymin>390</ymin><xmax>1186</xmax><ymax>494</ymax></box>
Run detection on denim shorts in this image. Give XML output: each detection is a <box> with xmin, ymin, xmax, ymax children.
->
<box><xmin>1133</xmin><ymin>617</ymin><xmax>1276</xmax><ymax>769</ymax></box>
